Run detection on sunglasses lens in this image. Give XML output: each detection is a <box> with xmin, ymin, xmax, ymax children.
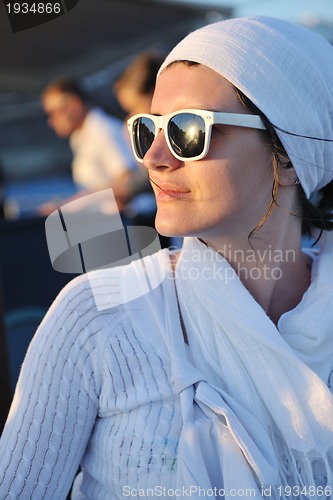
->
<box><xmin>168</xmin><ymin>113</ymin><xmax>205</xmax><ymax>159</ymax></box>
<box><xmin>133</xmin><ymin>117</ymin><xmax>156</xmax><ymax>159</ymax></box>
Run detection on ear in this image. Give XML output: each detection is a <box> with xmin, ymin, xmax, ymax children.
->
<box><xmin>68</xmin><ymin>95</ymin><xmax>83</xmax><ymax>112</ymax></box>
<box><xmin>67</xmin><ymin>95</ymin><xmax>86</xmax><ymax>122</ymax></box>
<box><xmin>277</xmin><ymin>157</ymin><xmax>298</xmax><ymax>187</ymax></box>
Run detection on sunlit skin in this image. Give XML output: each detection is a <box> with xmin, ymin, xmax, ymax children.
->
<box><xmin>143</xmin><ymin>63</ymin><xmax>312</xmax><ymax>323</ymax></box>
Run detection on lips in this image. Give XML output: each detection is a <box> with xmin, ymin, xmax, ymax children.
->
<box><xmin>150</xmin><ymin>179</ymin><xmax>191</xmax><ymax>200</ymax></box>
<box><xmin>159</xmin><ymin>184</ymin><xmax>191</xmax><ymax>194</ymax></box>
<box><xmin>149</xmin><ymin>177</ymin><xmax>191</xmax><ymax>196</ymax></box>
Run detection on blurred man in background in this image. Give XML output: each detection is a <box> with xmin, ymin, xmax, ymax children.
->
<box><xmin>41</xmin><ymin>77</ymin><xmax>136</xmax><ymax>214</ymax></box>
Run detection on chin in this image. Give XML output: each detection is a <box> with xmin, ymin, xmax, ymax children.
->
<box><xmin>155</xmin><ymin>216</ymin><xmax>184</xmax><ymax>238</ymax></box>
<box><xmin>54</xmin><ymin>130</ymin><xmax>70</xmax><ymax>139</ymax></box>
<box><xmin>155</xmin><ymin>223</ymin><xmax>183</xmax><ymax>238</ymax></box>
<box><xmin>155</xmin><ymin>215</ymin><xmax>202</xmax><ymax>239</ymax></box>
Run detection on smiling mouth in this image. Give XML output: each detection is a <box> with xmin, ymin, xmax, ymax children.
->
<box><xmin>149</xmin><ymin>177</ymin><xmax>191</xmax><ymax>199</ymax></box>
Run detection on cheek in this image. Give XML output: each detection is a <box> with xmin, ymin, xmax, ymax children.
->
<box><xmin>195</xmin><ymin>149</ymin><xmax>274</xmax><ymax>219</ymax></box>
<box><xmin>216</xmin><ymin>135</ymin><xmax>273</xmax><ymax>196</ymax></box>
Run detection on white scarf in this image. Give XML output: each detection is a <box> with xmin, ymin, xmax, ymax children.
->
<box><xmin>161</xmin><ymin>235</ymin><xmax>333</xmax><ymax>497</ymax></box>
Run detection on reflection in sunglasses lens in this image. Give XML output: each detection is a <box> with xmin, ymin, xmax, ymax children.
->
<box><xmin>135</xmin><ymin>117</ymin><xmax>156</xmax><ymax>159</ymax></box>
<box><xmin>169</xmin><ymin>113</ymin><xmax>205</xmax><ymax>158</ymax></box>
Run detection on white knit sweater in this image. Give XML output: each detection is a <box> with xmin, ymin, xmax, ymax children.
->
<box><xmin>1</xmin><ymin>241</ymin><xmax>332</xmax><ymax>499</ymax></box>
<box><xmin>0</xmin><ymin>250</ymin><xmax>182</xmax><ymax>499</ymax></box>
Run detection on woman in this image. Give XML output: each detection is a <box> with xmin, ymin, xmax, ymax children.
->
<box><xmin>111</xmin><ymin>51</ymin><xmax>165</xmax><ymax>211</ymax></box>
<box><xmin>1</xmin><ymin>16</ymin><xmax>333</xmax><ymax>499</ymax></box>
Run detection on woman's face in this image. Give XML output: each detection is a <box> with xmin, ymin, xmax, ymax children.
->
<box><xmin>144</xmin><ymin>63</ymin><xmax>274</xmax><ymax>243</ymax></box>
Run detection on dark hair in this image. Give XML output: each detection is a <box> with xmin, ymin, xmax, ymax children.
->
<box><xmin>234</xmin><ymin>88</ymin><xmax>333</xmax><ymax>241</ymax></box>
<box><xmin>43</xmin><ymin>77</ymin><xmax>88</xmax><ymax>103</ymax></box>
<box><xmin>114</xmin><ymin>51</ymin><xmax>165</xmax><ymax>97</ymax></box>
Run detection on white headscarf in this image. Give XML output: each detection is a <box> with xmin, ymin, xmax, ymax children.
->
<box><xmin>158</xmin><ymin>16</ymin><xmax>333</xmax><ymax>199</ymax></box>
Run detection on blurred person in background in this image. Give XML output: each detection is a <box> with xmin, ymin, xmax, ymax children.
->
<box><xmin>40</xmin><ymin>77</ymin><xmax>137</xmax><ymax>214</ymax></box>
<box><xmin>114</xmin><ymin>50</ymin><xmax>164</xmax><ymax>119</ymax></box>
<box><xmin>111</xmin><ymin>50</ymin><xmax>165</xmax><ymax>211</ymax></box>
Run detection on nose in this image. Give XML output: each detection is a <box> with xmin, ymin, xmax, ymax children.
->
<box><xmin>143</xmin><ymin>130</ymin><xmax>183</xmax><ymax>172</ymax></box>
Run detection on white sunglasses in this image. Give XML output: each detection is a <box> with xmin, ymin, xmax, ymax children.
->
<box><xmin>127</xmin><ymin>108</ymin><xmax>266</xmax><ymax>162</ymax></box>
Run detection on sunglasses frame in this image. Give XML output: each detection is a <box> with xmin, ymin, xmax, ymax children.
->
<box><xmin>127</xmin><ymin>108</ymin><xmax>266</xmax><ymax>163</ymax></box>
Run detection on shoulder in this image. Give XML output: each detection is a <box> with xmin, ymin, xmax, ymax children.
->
<box><xmin>35</xmin><ymin>272</ymin><xmax>121</xmax><ymax>359</ymax></box>
<box><xmin>47</xmin><ymin>247</ymin><xmax>172</xmax><ymax>334</ymax></box>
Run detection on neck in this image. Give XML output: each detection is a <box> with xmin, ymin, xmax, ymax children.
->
<box><xmin>203</xmin><ymin>218</ymin><xmax>311</xmax><ymax>325</ymax></box>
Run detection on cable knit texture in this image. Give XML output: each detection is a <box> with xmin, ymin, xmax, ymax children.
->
<box><xmin>0</xmin><ymin>250</ymin><xmax>182</xmax><ymax>499</ymax></box>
